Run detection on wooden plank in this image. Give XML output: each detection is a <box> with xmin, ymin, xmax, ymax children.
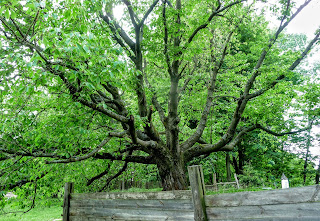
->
<box><xmin>70</xmin><ymin>214</ymin><xmax>194</xmax><ymax>221</ymax></box>
<box><xmin>63</xmin><ymin>182</ymin><xmax>74</xmax><ymax>221</ymax></box>
<box><xmin>70</xmin><ymin>217</ymin><xmax>89</xmax><ymax>221</ymax></box>
<box><xmin>208</xmin><ymin>218</ymin><xmax>320</xmax><ymax>221</ymax></box>
<box><xmin>206</xmin><ymin>185</ymin><xmax>320</xmax><ymax>207</ymax></box>
<box><xmin>69</xmin><ymin>206</ymin><xmax>194</xmax><ymax>220</ymax></box>
<box><xmin>188</xmin><ymin>165</ymin><xmax>207</xmax><ymax>221</ymax></box>
<box><xmin>70</xmin><ymin>198</ymin><xmax>193</xmax><ymax>210</ymax></box>
<box><xmin>71</xmin><ymin>190</ymin><xmax>192</xmax><ymax>200</ymax></box>
<box><xmin>206</xmin><ymin>202</ymin><xmax>320</xmax><ymax>220</ymax></box>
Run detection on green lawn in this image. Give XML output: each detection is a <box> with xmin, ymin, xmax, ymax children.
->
<box><xmin>0</xmin><ymin>199</ymin><xmax>62</xmax><ymax>221</ymax></box>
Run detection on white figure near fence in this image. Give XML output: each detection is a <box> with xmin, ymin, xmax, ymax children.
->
<box><xmin>281</xmin><ymin>173</ymin><xmax>289</xmax><ymax>189</ymax></box>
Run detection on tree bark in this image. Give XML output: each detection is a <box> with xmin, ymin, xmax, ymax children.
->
<box><xmin>232</xmin><ymin>156</ymin><xmax>240</xmax><ymax>175</ymax></box>
<box><xmin>316</xmin><ymin>160</ymin><xmax>320</xmax><ymax>185</ymax></box>
<box><xmin>238</xmin><ymin>144</ymin><xmax>245</xmax><ymax>174</ymax></box>
<box><xmin>303</xmin><ymin>121</ymin><xmax>312</xmax><ymax>185</ymax></box>
<box><xmin>226</xmin><ymin>153</ymin><xmax>232</xmax><ymax>182</ymax></box>
<box><xmin>155</xmin><ymin>153</ymin><xmax>187</xmax><ymax>190</ymax></box>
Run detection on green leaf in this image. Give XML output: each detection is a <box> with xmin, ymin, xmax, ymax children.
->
<box><xmin>64</xmin><ymin>10</ymin><xmax>71</xmax><ymax>19</ymax></box>
<box><xmin>83</xmin><ymin>45</ymin><xmax>90</xmax><ymax>54</ymax></box>
<box><xmin>42</xmin><ymin>37</ymin><xmax>49</xmax><ymax>46</ymax></box>
<box><xmin>4</xmin><ymin>9</ymin><xmax>10</xmax><ymax>20</ymax></box>
<box><xmin>29</xmin><ymin>35</ymin><xmax>37</xmax><ymax>42</ymax></box>
<box><xmin>0</xmin><ymin>6</ymin><xmax>6</xmax><ymax>14</ymax></box>
<box><xmin>84</xmin><ymin>82</ymin><xmax>95</xmax><ymax>90</ymax></box>
<box><xmin>11</xmin><ymin>10</ymin><xmax>16</xmax><ymax>19</ymax></box>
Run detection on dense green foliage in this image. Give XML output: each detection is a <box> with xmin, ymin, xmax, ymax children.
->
<box><xmin>0</xmin><ymin>0</ymin><xmax>319</xmax><ymax>209</ymax></box>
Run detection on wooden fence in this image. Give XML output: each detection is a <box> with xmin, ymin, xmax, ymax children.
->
<box><xmin>63</xmin><ymin>165</ymin><xmax>320</xmax><ymax>221</ymax></box>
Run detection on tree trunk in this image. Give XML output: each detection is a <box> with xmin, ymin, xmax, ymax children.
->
<box><xmin>316</xmin><ymin>160</ymin><xmax>320</xmax><ymax>185</ymax></box>
<box><xmin>156</xmin><ymin>157</ymin><xmax>188</xmax><ymax>190</ymax></box>
<box><xmin>303</xmin><ymin>148</ymin><xmax>309</xmax><ymax>185</ymax></box>
<box><xmin>226</xmin><ymin>153</ymin><xmax>232</xmax><ymax>182</ymax></box>
<box><xmin>238</xmin><ymin>145</ymin><xmax>244</xmax><ymax>174</ymax></box>
<box><xmin>303</xmin><ymin>127</ymin><xmax>312</xmax><ymax>185</ymax></box>
<box><xmin>232</xmin><ymin>156</ymin><xmax>240</xmax><ymax>174</ymax></box>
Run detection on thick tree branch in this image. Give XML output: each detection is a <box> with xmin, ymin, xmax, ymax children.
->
<box><xmin>144</xmin><ymin>106</ymin><xmax>162</xmax><ymax>142</ymax></box>
<box><xmin>99</xmin><ymin>13</ymin><xmax>136</xmax><ymax>52</ymax></box>
<box><xmin>256</xmin><ymin>123</ymin><xmax>313</xmax><ymax>137</ymax></box>
<box><xmin>128</xmin><ymin>115</ymin><xmax>138</xmax><ymax>144</ymax></box>
<box><xmin>45</xmin><ymin>137</ymin><xmax>112</xmax><ymax>164</ymax></box>
<box><xmin>185</xmin><ymin>122</ymin><xmax>314</xmax><ymax>160</ymax></box>
<box><xmin>99</xmin><ymin>16</ymin><xmax>136</xmax><ymax>61</ymax></box>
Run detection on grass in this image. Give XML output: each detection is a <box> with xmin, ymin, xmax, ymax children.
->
<box><xmin>0</xmin><ymin>198</ymin><xmax>62</xmax><ymax>221</ymax></box>
<box><xmin>206</xmin><ymin>186</ymin><xmax>274</xmax><ymax>195</ymax></box>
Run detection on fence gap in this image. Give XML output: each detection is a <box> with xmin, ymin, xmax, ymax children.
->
<box><xmin>188</xmin><ymin>165</ymin><xmax>208</xmax><ymax>221</ymax></box>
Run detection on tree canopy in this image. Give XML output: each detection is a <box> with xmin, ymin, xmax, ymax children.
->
<box><xmin>0</xmin><ymin>0</ymin><xmax>319</xmax><ymax>193</ymax></box>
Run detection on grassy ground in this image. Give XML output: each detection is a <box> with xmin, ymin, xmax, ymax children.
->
<box><xmin>0</xmin><ymin>198</ymin><xmax>62</xmax><ymax>221</ymax></box>
<box><xmin>206</xmin><ymin>186</ymin><xmax>269</xmax><ymax>195</ymax></box>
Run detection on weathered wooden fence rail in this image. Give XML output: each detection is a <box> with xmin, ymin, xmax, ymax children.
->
<box><xmin>63</xmin><ymin>165</ymin><xmax>320</xmax><ymax>221</ymax></box>
<box><xmin>64</xmin><ymin>189</ymin><xmax>194</xmax><ymax>221</ymax></box>
<box><xmin>205</xmin><ymin>185</ymin><xmax>320</xmax><ymax>220</ymax></box>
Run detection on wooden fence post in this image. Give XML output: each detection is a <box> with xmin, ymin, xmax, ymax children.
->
<box><xmin>234</xmin><ymin>173</ymin><xmax>240</xmax><ymax>189</ymax></box>
<box><xmin>63</xmin><ymin>182</ymin><xmax>74</xmax><ymax>221</ymax></box>
<box><xmin>188</xmin><ymin>165</ymin><xmax>208</xmax><ymax>221</ymax></box>
<box><xmin>213</xmin><ymin>173</ymin><xmax>218</xmax><ymax>191</ymax></box>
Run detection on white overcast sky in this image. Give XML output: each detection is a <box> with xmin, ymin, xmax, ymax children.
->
<box><xmin>260</xmin><ymin>0</ymin><xmax>320</xmax><ymax>39</ymax></box>
<box><xmin>286</xmin><ymin>1</ymin><xmax>320</xmax><ymax>38</ymax></box>
<box><xmin>287</xmin><ymin>0</ymin><xmax>320</xmax><ymax>38</ymax></box>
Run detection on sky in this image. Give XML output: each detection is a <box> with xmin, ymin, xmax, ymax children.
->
<box><xmin>252</xmin><ymin>0</ymin><xmax>320</xmax><ymax>48</ymax></box>
<box><xmin>280</xmin><ymin>0</ymin><xmax>320</xmax><ymax>39</ymax></box>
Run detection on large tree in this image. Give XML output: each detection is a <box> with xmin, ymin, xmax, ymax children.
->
<box><xmin>0</xmin><ymin>0</ymin><xmax>319</xmax><ymax>191</ymax></box>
